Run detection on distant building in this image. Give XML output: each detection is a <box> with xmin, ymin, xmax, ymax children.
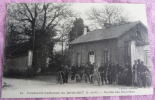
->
<box><xmin>70</xmin><ymin>21</ymin><xmax>151</xmax><ymax>68</ymax></box>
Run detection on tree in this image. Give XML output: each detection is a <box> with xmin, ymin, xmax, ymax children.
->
<box><xmin>57</xmin><ymin>19</ymin><xmax>75</xmax><ymax>55</ymax></box>
<box><xmin>6</xmin><ymin>3</ymin><xmax>74</xmax><ymax>69</ymax></box>
<box><xmin>69</xmin><ymin>18</ymin><xmax>85</xmax><ymax>42</ymax></box>
<box><xmin>6</xmin><ymin>23</ymin><xmax>29</xmax><ymax>46</ymax></box>
<box><xmin>87</xmin><ymin>5</ymin><xmax>130</xmax><ymax>29</ymax></box>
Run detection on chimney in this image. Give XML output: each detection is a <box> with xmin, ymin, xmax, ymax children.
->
<box><xmin>84</xmin><ymin>27</ymin><xmax>87</xmax><ymax>35</ymax></box>
<box><xmin>104</xmin><ymin>23</ymin><xmax>112</xmax><ymax>28</ymax></box>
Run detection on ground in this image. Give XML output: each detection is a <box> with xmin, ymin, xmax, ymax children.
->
<box><xmin>1</xmin><ymin>75</ymin><xmax>152</xmax><ymax>98</ymax></box>
<box><xmin>2</xmin><ymin>75</ymin><xmax>121</xmax><ymax>89</ymax></box>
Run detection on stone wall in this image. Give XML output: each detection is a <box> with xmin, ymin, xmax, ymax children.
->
<box><xmin>4</xmin><ymin>56</ymin><xmax>28</xmax><ymax>74</ymax></box>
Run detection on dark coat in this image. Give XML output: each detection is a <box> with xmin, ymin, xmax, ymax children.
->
<box><xmin>57</xmin><ymin>66</ymin><xmax>64</xmax><ymax>72</ymax></box>
<box><xmin>89</xmin><ymin>65</ymin><xmax>94</xmax><ymax>74</ymax></box>
<box><xmin>84</xmin><ymin>66</ymin><xmax>90</xmax><ymax>74</ymax></box>
<box><xmin>108</xmin><ymin>64</ymin><xmax>112</xmax><ymax>75</ymax></box>
<box><xmin>71</xmin><ymin>65</ymin><xmax>77</xmax><ymax>73</ymax></box>
<box><xmin>98</xmin><ymin>66</ymin><xmax>104</xmax><ymax>73</ymax></box>
<box><xmin>137</xmin><ymin>64</ymin><xmax>149</xmax><ymax>73</ymax></box>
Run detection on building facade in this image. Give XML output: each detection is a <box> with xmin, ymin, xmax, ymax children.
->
<box><xmin>70</xmin><ymin>21</ymin><xmax>150</xmax><ymax>68</ymax></box>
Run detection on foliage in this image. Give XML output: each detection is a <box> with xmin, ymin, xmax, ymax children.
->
<box><xmin>49</xmin><ymin>52</ymin><xmax>71</xmax><ymax>72</ymax></box>
<box><xmin>69</xmin><ymin>18</ymin><xmax>85</xmax><ymax>42</ymax></box>
<box><xmin>5</xmin><ymin>3</ymin><xmax>75</xmax><ymax>68</ymax></box>
<box><xmin>6</xmin><ymin>3</ymin><xmax>74</xmax><ymax>50</ymax></box>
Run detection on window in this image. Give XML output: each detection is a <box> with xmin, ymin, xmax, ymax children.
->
<box><xmin>88</xmin><ymin>51</ymin><xmax>95</xmax><ymax>64</ymax></box>
<box><xmin>104</xmin><ymin>50</ymin><xmax>110</xmax><ymax>63</ymax></box>
<box><xmin>76</xmin><ymin>53</ymin><xmax>81</xmax><ymax>67</ymax></box>
<box><xmin>124</xmin><ymin>41</ymin><xmax>130</xmax><ymax>64</ymax></box>
<box><xmin>124</xmin><ymin>41</ymin><xmax>129</xmax><ymax>55</ymax></box>
<box><xmin>136</xmin><ymin>31</ymin><xmax>142</xmax><ymax>40</ymax></box>
<box><xmin>144</xmin><ymin>50</ymin><xmax>151</xmax><ymax>67</ymax></box>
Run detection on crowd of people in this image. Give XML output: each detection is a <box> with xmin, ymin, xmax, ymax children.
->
<box><xmin>71</xmin><ymin>62</ymin><xmax>94</xmax><ymax>81</ymax></box>
<box><xmin>70</xmin><ymin>61</ymin><xmax>133</xmax><ymax>86</ymax></box>
<box><xmin>132</xmin><ymin>59</ymin><xmax>151</xmax><ymax>87</ymax></box>
<box><xmin>57</xmin><ymin>59</ymin><xmax>151</xmax><ymax>87</ymax></box>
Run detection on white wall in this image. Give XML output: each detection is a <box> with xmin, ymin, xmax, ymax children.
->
<box><xmin>28</xmin><ymin>50</ymin><xmax>33</xmax><ymax>67</ymax></box>
<box><xmin>131</xmin><ymin>41</ymin><xmax>151</xmax><ymax>68</ymax></box>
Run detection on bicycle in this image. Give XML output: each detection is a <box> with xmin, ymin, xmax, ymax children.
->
<box><xmin>75</xmin><ymin>70</ymin><xmax>89</xmax><ymax>83</ymax></box>
<box><xmin>90</xmin><ymin>71</ymin><xmax>101</xmax><ymax>86</ymax></box>
<box><xmin>134</xmin><ymin>71</ymin><xmax>151</xmax><ymax>87</ymax></box>
<box><xmin>57</xmin><ymin>71</ymin><xmax>65</xmax><ymax>84</ymax></box>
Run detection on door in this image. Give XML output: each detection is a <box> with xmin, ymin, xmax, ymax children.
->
<box><xmin>77</xmin><ymin>53</ymin><xmax>81</xmax><ymax>67</ymax></box>
<box><xmin>88</xmin><ymin>51</ymin><xmax>95</xmax><ymax>64</ymax></box>
<box><xmin>104</xmin><ymin>50</ymin><xmax>110</xmax><ymax>64</ymax></box>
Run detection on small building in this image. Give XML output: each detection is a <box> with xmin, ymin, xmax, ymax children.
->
<box><xmin>4</xmin><ymin>41</ymin><xmax>50</xmax><ymax>76</ymax></box>
<box><xmin>70</xmin><ymin>21</ymin><xmax>151</xmax><ymax>68</ymax></box>
<box><xmin>4</xmin><ymin>42</ymin><xmax>33</xmax><ymax>75</ymax></box>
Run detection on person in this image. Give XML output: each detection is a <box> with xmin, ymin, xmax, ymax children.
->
<box><xmin>80</xmin><ymin>63</ymin><xmax>85</xmax><ymax>72</ymax></box>
<box><xmin>133</xmin><ymin>60</ymin><xmax>138</xmax><ymax>86</ymax></box>
<box><xmin>71</xmin><ymin>64</ymin><xmax>77</xmax><ymax>80</ymax></box>
<box><xmin>91</xmin><ymin>66</ymin><xmax>100</xmax><ymax>85</ymax></box>
<box><xmin>80</xmin><ymin>63</ymin><xmax>85</xmax><ymax>77</ymax></box>
<box><xmin>117</xmin><ymin>64</ymin><xmax>126</xmax><ymax>85</ymax></box>
<box><xmin>57</xmin><ymin>64</ymin><xmax>66</xmax><ymax>84</ymax></box>
<box><xmin>89</xmin><ymin>63</ymin><xmax>95</xmax><ymax>83</ymax></box>
<box><xmin>104</xmin><ymin>62</ymin><xmax>109</xmax><ymax>84</ymax></box>
<box><xmin>84</xmin><ymin>63</ymin><xmax>90</xmax><ymax>80</ymax></box>
<box><xmin>125</xmin><ymin>63</ymin><xmax>132</xmax><ymax>86</ymax></box>
<box><xmin>138</xmin><ymin>61</ymin><xmax>149</xmax><ymax>72</ymax></box>
<box><xmin>89</xmin><ymin>63</ymin><xmax>95</xmax><ymax>75</ymax></box>
<box><xmin>115</xmin><ymin>63</ymin><xmax>119</xmax><ymax>84</ymax></box>
<box><xmin>64</xmin><ymin>65</ymin><xmax>69</xmax><ymax>83</ymax></box>
<box><xmin>98</xmin><ymin>63</ymin><xmax>105</xmax><ymax>85</ymax></box>
<box><xmin>88</xmin><ymin>62</ymin><xmax>92</xmax><ymax>68</ymax></box>
<box><xmin>137</xmin><ymin>59</ymin><xmax>141</xmax><ymax>69</ymax></box>
<box><xmin>107</xmin><ymin>62</ymin><xmax>113</xmax><ymax>84</ymax></box>
<box><xmin>111</xmin><ymin>62</ymin><xmax>116</xmax><ymax>84</ymax></box>
<box><xmin>137</xmin><ymin>61</ymin><xmax>149</xmax><ymax>87</ymax></box>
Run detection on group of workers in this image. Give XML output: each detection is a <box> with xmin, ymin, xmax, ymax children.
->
<box><xmin>57</xmin><ymin>59</ymin><xmax>150</xmax><ymax>87</ymax></box>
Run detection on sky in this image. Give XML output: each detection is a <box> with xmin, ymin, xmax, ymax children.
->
<box><xmin>54</xmin><ymin>3</ymin><xmax>148</xmax><ymax>51</ymax></box>
<box><xmin>71</xmin><ymin>3</ymin><xmax>147</xmax><ymax>26</ymax></box>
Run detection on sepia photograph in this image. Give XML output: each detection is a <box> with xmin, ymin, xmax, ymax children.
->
<box><xmin>1</xmin><ymin>3</ymin><xmax>153</xmax><ymax>98</ymax></box>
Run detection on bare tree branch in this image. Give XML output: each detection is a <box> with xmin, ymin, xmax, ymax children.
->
<box><xmin>24</xmin><ymin>4</ymin><xmax>34</xmax><ymax>20</ymax></box>
<box><xmin>87</xmin><ymin>5</ymin><xmax>130</xmax><ymax>29</ymax></box>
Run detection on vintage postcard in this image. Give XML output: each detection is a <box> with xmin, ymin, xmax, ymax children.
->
<box><xmin>1</xmin><ymin>3</ymin><xmax>153</xmax><ymax>98</ymax></box>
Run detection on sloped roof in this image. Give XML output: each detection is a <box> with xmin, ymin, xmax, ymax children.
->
<box><xmin>71</xmin><ymin>21</ymin><xmax>145</xmax><ymax>44</ymax></box>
